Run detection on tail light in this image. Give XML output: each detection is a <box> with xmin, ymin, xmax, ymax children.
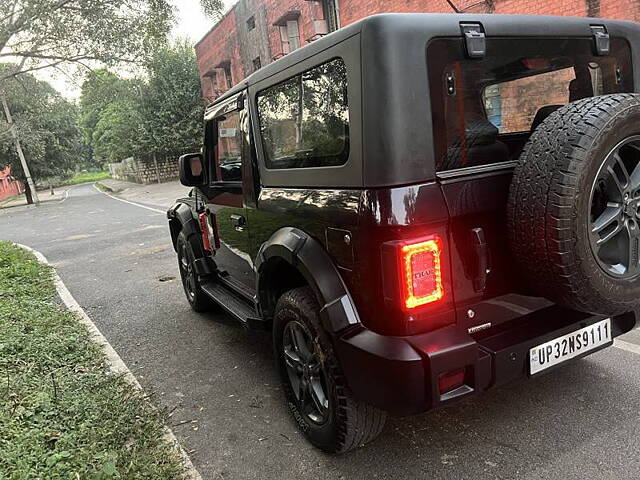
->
<box><xmin>381</xmin><ymin>233</ymin><xmax>453</xmax><ymax>334</ymax></box>
<box><xmin>400</xmin><ymin>237</ymin><xmax>444</xmax><ymax>310</ymax></box>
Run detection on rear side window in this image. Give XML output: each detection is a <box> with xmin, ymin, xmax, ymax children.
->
<box><xmin>256</xmin><ymin>58</ymin><xmax>349</xmax><ymax>169</ymax></box>
<box><xmin>428</xmin><ymin>37</ymin><xmax>633</xmax><ymax>172</ymax></box>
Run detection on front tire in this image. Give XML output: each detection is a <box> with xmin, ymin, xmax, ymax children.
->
<box><xmin>273</xmin><ymin>287</ymin><xmax>386</xmax><ymax>453</ymax></box>
<box><xmin>176</xmin><ymin>231</ymin><xmax>213</xmax><ymax>312</ymax></box>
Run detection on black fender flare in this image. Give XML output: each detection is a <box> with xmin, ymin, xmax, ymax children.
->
<box><xmin>167</xmin><ymin>201</ymin><xmax>214</xmax><ymax>276</ymax></box>
<box><xmin>255</xmin><ymin>227</ymin><xmax>360</xmax><ymax>333</ymax></box>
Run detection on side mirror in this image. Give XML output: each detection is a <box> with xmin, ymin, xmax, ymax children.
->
<box><xmin>178</xmin><ymin>153</ymin><xmax>205</xmax><ymax>187</ymax></box>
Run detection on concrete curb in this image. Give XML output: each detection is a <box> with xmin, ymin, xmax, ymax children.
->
<box><xmin>14</xmin><ymin>243</ymin><xmax>203</xmax><ymax>480</ymax></box>
<box><xmin>95</xmin><ymin>181</ymin><xmax>116</xmax><ymax>193</ymax></box>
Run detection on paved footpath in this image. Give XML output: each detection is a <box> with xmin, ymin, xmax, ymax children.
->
<box><xmin>1</xmin><ymin>182</ymin><xmax>640</xmax><ymax>480</ymax></box>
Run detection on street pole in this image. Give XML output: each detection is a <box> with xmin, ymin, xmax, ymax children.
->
<box><xmin>1</xmin><ymin>89</ymin><xmax>39</xmax><ymax>205</ymax></box>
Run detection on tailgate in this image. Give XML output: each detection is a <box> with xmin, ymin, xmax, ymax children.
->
<box><xmin>439</xmin><ymin>167</ymin><xmax>552</xmax><ymax>333</ymax></box>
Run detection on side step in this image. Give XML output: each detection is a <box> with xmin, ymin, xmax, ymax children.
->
<box><xmin>200</xmin><ymin>281</ymin><xmax>267</xmax><ymax>330</ymax></box>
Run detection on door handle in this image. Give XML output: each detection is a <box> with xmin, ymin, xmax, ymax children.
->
<box><xmin>230</xmin><ymin>214</ymin><xmax>245</xmax><ymax>231</ymax></box>
<box><xmin>470</xmin><ymin>227</ymin><xmax>491</xmax><ymax>293</ymax></box>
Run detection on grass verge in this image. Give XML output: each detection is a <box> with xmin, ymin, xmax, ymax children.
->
<box><xmin>0</xmin><ymin>242</ymin><xmax>184</xmax><ymax>479</ymax></box>
<box><xmin>65</xmin><ymin>171</ymin><xmax>111</xmax><ymax>185</ymax></box>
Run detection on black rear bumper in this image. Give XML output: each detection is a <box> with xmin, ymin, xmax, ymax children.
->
<box><xmin>333</xmin><ymin>307</ymin><xmax>636</xmax><ymax>416</ymax></box>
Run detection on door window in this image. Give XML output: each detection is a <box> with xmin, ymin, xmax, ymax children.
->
<box><xmin>215</xmin><ymin>110</ymin><xmax>242</xmax><ymax>182</ymax></box>
<box><xmin>256</xmin><ymin>58</ymin><xmax>349</xmax><ymax>169</ymax></box>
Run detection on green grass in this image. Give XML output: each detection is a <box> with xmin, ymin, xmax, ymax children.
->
<box><xmin>65</xmin><ymin>171</ymin><xmax>111</xmax><ymax>185</ymax></box>
<box><xmin>0</xmin><ymin>242</ymin><xmax>184</xmax><ymax>479</ymax></box>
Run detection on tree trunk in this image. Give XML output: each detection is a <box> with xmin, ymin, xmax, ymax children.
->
<box><xmin>24</xmin><ymin>182</ymin><xmax>33</xmax><ymax>205</ymax></box>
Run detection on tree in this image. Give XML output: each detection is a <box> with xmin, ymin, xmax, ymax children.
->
<box><xmin>0</xmin><ymin>69</ymin><xmax>84</xmax><ymax>202</ymax></box>
<box><xmin>79</xmin><ymin>69</ymin><xmax>142</xmax><ymax>165</ymax></box>
<box><xmin>92</xmin><ymin>99</ymin><xmax>144</xmax><ymax>164</ymax></box>
<box><xmin>200</xmin><ymin>0</ymin><xmax>225</xmax><ymax>20</ymax></box>
<box><xmin>138</xmin><ymin>40</ymin><xmax>204</xmax><ymax>158</ymax></box>
<box><xmin>0</xmin><ymin>0</ymin><xmax>174</xmax><ymax>82</ymax></box>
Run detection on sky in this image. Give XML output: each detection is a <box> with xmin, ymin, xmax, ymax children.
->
<box><xmin>42</xmin><ymin>0</ymin><xmax>236</xmax><ymax>99</ymax></box>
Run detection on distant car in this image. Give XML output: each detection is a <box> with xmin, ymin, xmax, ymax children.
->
<box><xmin>168</xmin><ymin>13</ymin><xmax>640</xmax><ymax>453</ymax></box>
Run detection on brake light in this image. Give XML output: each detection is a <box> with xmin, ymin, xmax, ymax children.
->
<box><xmin>401</xmin><ymin>236</ymin><xmax>444</xmax><ymax>310</ymax></box>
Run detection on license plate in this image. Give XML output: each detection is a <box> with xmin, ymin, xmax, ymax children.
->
<box><xmin>529</xmin><ymin>318</ymin><xmax>612</xmax><ymax>375</ymax></box>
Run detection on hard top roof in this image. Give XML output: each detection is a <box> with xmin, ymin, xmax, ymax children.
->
<box><xmin>207</xmin><ymin>12</ymin><xmax>640</xmax><ymax>110</ymax></box>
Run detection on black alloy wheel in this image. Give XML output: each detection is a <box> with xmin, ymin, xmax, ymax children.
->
<box><xmin>589</xmin><ymin>135</ymin><xmax>640</xmax><ymax>278</ymax></box>
<box><xmin>176</xmin><ymin>231</ymin><xmax>213</xmax><ymax>312</ymax></box>
<box><xmin>282</xmin><ymin>320</ymin><xmax>330</xmax><ymax>425</ymax></box>
<box><xmin>178</xmin><ymin>238</ymin><xmax>197</xmax><ymax>301</ymax></box>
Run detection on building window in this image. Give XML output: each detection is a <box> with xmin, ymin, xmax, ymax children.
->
<box><xmin>253</xmin><ymin>57</ymin><xmax>262</xmax><ymax>72</ymax></box>
<box><xmin>322</xmin><ymin>0</ymin><xmax>339</xmax><ymax>32</ymax></box>
<box><xmin>257</xmin><ymin>58</ymin><xmax>349</xmax><ymax>170</ymax></box>
<box><xmin>279</xmin><ymin>19</ymin><xmax>300</xmax><ymax>54</ymax></box>
<box><xmin>286</xmin><ymin>20</ymin><xmax>300</xmax><ymax>51</ymax></box>
<box><xmin>222</xmin><ymin>63</ymin><xmax>233</xmax><ymax>89</ymax></box>
<box><xmin>246</xmin><ymin>15</ymin><xmax>255</xmax><ymax>31</ymax></box>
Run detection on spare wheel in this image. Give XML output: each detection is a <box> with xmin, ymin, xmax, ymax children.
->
<box><xmin>508</xmin><ymin>93</ymin><xmax>640</xmax><ymax>315</ymax></box>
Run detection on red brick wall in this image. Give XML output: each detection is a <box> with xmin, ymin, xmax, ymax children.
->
<box><xmin>195</xmin><ymin>8</ymin><xmax>242</xmax><ymax>101</ymax></box>
<box><xmin>195</xmin><ymin>0</ymin><xmax>640</xmax><ymax>100</ymax></box>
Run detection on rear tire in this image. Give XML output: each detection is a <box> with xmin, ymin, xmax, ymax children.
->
<box><xmin>176</xmin><ymin>231</ymin><xmax>214</xmax><ymax>312</ymax></box>
<box><xmin>273</xmin><ymin>287</ymin><xmax>386</xmax><ymax>453</ymax></box>
<box><xmin>508</xmin><ymin>93</ymin><xmax>640</xmax><ymax>315</ymax></box>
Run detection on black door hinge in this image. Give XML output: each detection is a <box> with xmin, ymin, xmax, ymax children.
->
<box><xmin>460</xmin><ymin>22</ymin><xmax>486</xmax><ymax>58</ymax></box>
<box><xmin>591</xmin><ymin>25</ymin><xmax>610</xmax><ymax>56</ymax></box>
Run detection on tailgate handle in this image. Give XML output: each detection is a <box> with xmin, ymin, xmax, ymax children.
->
<box><xmin>470</xmin><ymin>227</ymin><xmax>491</xmax><ymax>293</ymax></box>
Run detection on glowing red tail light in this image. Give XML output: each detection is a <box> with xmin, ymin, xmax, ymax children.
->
<box><xmin>400</xmin><ymin>236</ymin><xmax>444</xmax><ymax>310</ymax></box>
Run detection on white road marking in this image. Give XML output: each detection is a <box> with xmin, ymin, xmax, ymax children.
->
<box><xmin>614</xmin><ymin>339</ymin><xmax>640</xmax><ymax>356</ymax></box>
<box><xmin>94</xmin><ymin>183</ymin><xmax>165</xmax><ymax>214</ymax></box>
<box><xmin>15</xmin><ymin>243</ymin><xmax>203</xmax><ymax>480</ymax></box>
<box><xmin>58</xmin><ymin>188</ymin><xmax>70</xmax><ymax>203</ymax></box>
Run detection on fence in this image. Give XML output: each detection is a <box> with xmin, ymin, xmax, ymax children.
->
<box><xmin>0</xmin><ymin>167</ymin><xmax>23</xmax><ymax>201</ymax></box>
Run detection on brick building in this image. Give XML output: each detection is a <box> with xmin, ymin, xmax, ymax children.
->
<box><xmin>195</xmin><ymin>0</ymin><xmax>640</xmax><ymax>101</ymax></box>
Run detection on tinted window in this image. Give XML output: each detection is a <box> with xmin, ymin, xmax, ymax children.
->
<box><xmin>215</xmin><ymin>110</ymin><xmax>242</xmax><ymax>182</ymax></box>
<box><xmin>257</xmin><ymin>58</ymin><xmax>349</xmax><ymax>169</ymax></box>
<box><xmin>428</xmin><ymin>38</ymin><xmax>633</xmax><ymax>172</ymax></box>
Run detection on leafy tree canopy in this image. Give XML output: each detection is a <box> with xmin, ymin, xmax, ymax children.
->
<box><xmin>200</xmin><ymin>0</ymin><xmax>225</xmax><ymax>20</ymax></box>
<box><xmin>0</xmin><ymin>0</ymin><xmax>175</xmax><ymax>81</ymax></box>
<box><xmin>0</xmin><ymin>65</ymin><xmax>83</xmax><ymax>183</ymax></box>
<box><xmin>79</xmin><ymin>40</ymin><xmax>204</xmax><ymax>165</ymax></box>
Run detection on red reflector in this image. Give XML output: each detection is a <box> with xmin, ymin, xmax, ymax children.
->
<box><xmin>439</xmin><ymin>369</ymin><xmax>465</xmax><ymax>395</ymax></box>
<box><xmin>400</xmin><ymin>236</ymin><xmax>444</xmax><ymax>310</ymax></box>
<box><xmin>199</xmin><ymin>213</ymin><xmax>212</xmax><ymax>252</ymax></box>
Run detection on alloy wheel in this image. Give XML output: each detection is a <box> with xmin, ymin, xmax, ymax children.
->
<box><xmin>282</xmin><ymin>321</ymin><xmax>330</xmax><ymax>425</ymax></box>
<box><xmin>178</xmin><ymin>241</ymin><xmax>196</xmax><ymax>300</ymax></box>
<box><xmin>589</xmin><ymin>135</ymin><xmax>640</xmax><ymax>278</ymax></box>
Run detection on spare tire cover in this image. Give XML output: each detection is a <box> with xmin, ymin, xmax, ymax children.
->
<box><xmin>508</xmin><ymin>93</ymin><xmax>640</xmax><ymax>315</ymax></box>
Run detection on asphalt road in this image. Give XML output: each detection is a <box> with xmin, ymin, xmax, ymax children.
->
<box><xmin>2</xmin><ymin>182</ymin><xmax>640</xmax><ymax>480</ymax></box>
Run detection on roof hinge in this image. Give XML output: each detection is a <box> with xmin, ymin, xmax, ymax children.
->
<box><xmin>591</xmin><ymin>25</ymin><xmax>610</xmax><ymax>56</ymax></box>
<box><xmin>460</xmin><ymin>22</ymin><xmax>486</xmax><ymax>58</ymax></box>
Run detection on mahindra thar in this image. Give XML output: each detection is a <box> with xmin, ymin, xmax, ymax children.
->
<box><xmin>168</xmin><ymin>13</ymin><xmax>640</xmax><ymax>452</ymax></box>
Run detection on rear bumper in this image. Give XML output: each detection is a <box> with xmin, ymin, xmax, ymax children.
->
<box><xmin>333</xmin><ymin>307</ymin><xmax>636</xmax><ymax>416</ymax></box>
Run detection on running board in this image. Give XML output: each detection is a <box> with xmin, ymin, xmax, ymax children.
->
<box><xmin>200</xmin><ymin>281</ymin><xmax>268</xmax><ymax>330</ymax></box>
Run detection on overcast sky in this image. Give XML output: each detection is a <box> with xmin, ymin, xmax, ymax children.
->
<box><xmin>42</xmin><ymin>0</ymin><xmax>236</xmax><ymax>98</ymax></box>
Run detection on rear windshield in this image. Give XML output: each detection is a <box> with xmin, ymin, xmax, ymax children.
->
<box><xmin>427</xmin><ymin>37</ymin><xmax>634</xmax><ymax>172</ymax></box>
